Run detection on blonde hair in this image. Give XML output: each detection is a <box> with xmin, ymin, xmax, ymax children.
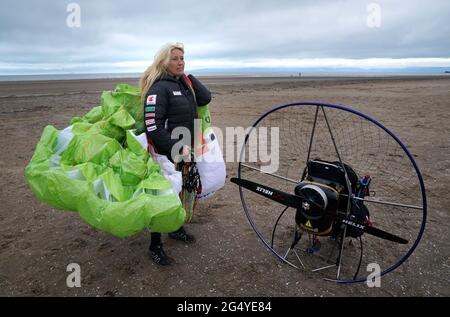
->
<box><xmin>139</xmin><ymin>42</ymin><xmax>185</xmax><ymax>101</ymax></box>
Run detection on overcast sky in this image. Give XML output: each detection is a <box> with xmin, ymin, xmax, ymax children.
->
<box><xmin>1</xmin><ymin>0</ymin><xmax>450</xmax><ymax>74</ymax></box>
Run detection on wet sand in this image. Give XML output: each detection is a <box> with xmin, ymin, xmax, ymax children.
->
<box><xmin>0</xmin><ymin>75</ymin><xmax>449</xmax><ymax>296</ymax></box>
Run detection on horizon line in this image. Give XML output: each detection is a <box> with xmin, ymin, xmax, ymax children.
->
<box><xmin>1</xmin><ymin>57</ymin><xmax>450</xmax><ymax>76</ymax></box>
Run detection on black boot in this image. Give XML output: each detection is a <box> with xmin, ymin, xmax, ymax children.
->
<box><xmin>149</xmin><ymin>233</ymin><xmax>173</xmax><ymax>266</ymax></box>
<box><xmin>168</xmin><ymin>226</ymin><xmax>195</xmax><ymax>243</ymax></box>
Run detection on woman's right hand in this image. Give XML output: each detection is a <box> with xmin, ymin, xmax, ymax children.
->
<box><xmin>182</xmin><ymin>145</ymin><xmax>191</xmax><ymax>161</ymax></box>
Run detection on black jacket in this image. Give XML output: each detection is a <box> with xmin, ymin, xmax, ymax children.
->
<box><xmin>144</xmin><ymin>73</ymin><xmax>211</xmax><ymax>160</ymax></box>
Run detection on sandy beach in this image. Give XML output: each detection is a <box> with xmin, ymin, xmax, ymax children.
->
<box><xmin>0</xmin><ymin>75</ymin><xmax>449</xmax><ymax>296</ymax></box>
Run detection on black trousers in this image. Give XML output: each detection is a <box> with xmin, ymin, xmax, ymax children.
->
<box><xmin>150</xmin><ymin>227</ymin><xmax>184</xmax><ymax>248</ymax></box>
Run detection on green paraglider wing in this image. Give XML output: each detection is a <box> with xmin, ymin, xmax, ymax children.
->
<box><xmin>24</xmin><ymin>84</ymin><xmax>185</xmax><ymax>237</ymax></box>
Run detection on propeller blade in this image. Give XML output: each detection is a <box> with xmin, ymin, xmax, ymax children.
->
<box><xmin>231</xmin><ymin>177</ymin><xmax>409</xmax><ymax>244</ymax></box>
<box><xmin>230</xmin><ymin>177</ymin><xmax>303</xmax><ymax>209</ymax></box>
<box><xmin>363</xmin><ymin>224</ymin><xmax>409</xmax><ymax>244</ymax></box>
<box><xmin>340</xmin><ymin>218</ymin><xmax>408</xmax><ymax>244</ymax></box>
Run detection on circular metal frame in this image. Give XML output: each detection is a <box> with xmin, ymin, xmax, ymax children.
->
<box><xmin>236</xmin><ymin>102</ymin><xmax>427</xmax><ymax>284</ymax></box>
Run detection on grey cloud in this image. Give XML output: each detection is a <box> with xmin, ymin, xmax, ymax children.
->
<box><xmin>1</xmin><ymin>0</ymin><xmax>449</xmax><ymax>73</ymax></box>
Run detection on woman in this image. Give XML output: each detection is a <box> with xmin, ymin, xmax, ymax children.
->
<box><xmin>139</xmin><ymin>42</ymin><xmax>212</xmax><ymax>266</ymax></box>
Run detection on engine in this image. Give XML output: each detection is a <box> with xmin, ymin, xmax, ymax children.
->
<box><xmin>295</xmin><ymin>159</ymin><xmax>369</xmax><ymax>238</ymax></box>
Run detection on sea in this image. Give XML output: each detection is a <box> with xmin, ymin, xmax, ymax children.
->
<box><xmin>0</xmin><ymin>68</ymin><xmax>449</xmax><ymax>82</ymax></box>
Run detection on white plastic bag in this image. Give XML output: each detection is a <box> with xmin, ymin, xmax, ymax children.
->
<box><xmin>195</xmin><ymin>129</ymin><xmax>226</xmax><ymax>200</ymax></box>
<box><xmin>151</xmin><ymin>152</ymin><xmax>183</xmax><ymax>194</ymax></box>
<box><xmin>130</xmin><ymin>129</ymin><xmax>225</xmax><ymax>200</ymax></box>
<box><xmin>130</xmin><ymin>130</ymin><xmax>182</xmax><ymax>195</ymax></box>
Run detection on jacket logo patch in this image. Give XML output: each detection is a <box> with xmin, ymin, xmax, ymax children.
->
<box><xmin>146</xmin><ymin>94</ymin><xmax>157</xmax><ymax>105</ymax></box>
<box><xmin>173</xmin><ymin>91</ymin><xmax>182</xmax><ymax>96</ymax></box>
<box><xmin>145</xmin><ymin>113</ymin><xmax>155</xmax><ymax>118</ymax></box>
<box><xmin>147</xmin><ymin>126</ymin><xmax>157</xmax><ymax>132</ymax></box>
<box><xmin>145</xmin><ymin>119</ymin><xmax>155</xmax><ymax>125</ymax></box>
<box><xmin>145</xmin><ymin>106</ymin><xmax>155</xmax><ymax>112</ymax></box>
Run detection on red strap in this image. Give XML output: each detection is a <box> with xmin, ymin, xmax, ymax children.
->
<box><xmin>183</xmin><ymin>73</ymin><xmax>193</xmax><ymax>88</ymax></box>
<box><xmin>145</xmin><ymin>134</ymin><xmax>158</xmax><ymax>155</ymax></box>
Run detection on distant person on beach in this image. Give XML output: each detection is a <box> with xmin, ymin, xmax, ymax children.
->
<box><xmin>139</xmin><ymin>42</ymin><xmax>211</xmax><ymax>266</ymax></box>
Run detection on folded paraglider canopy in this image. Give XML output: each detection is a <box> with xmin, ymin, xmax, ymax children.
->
<box><xmin>25</xmin><ymin>84</ymin><xmax>187</xmax><ymax>237</ymax></box>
